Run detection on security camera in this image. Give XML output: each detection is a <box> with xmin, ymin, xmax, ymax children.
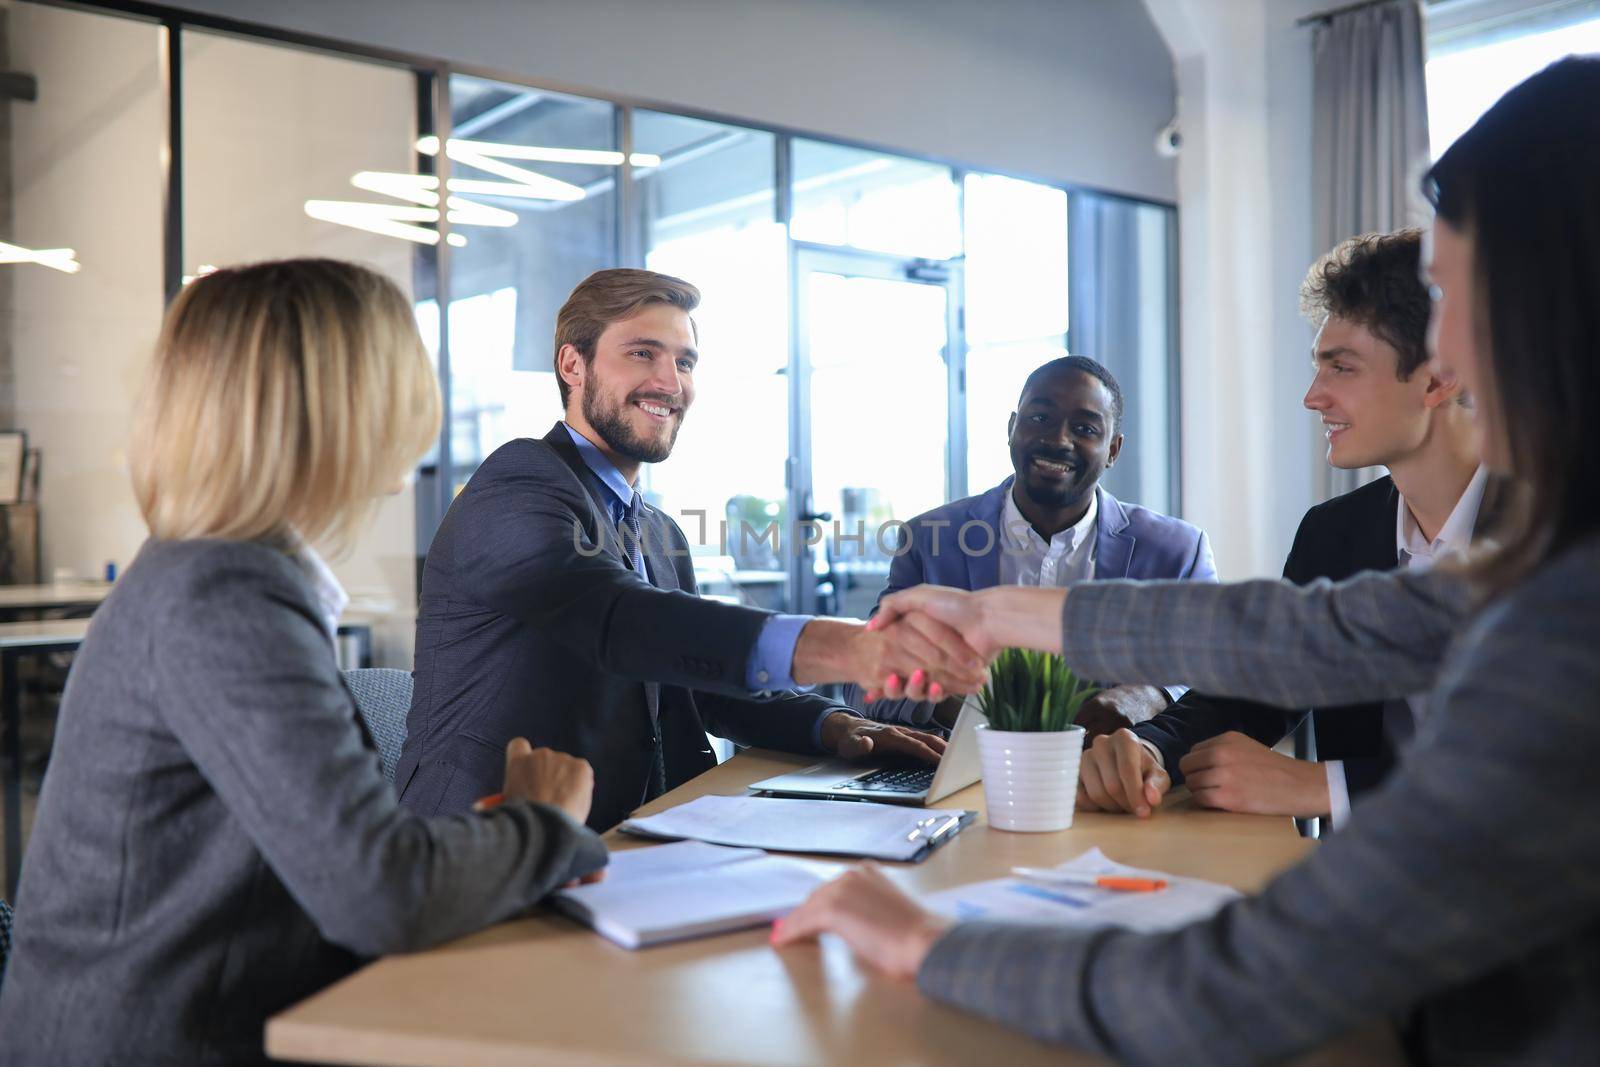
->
<box><xmin>1155</xmin><ymin>120</ymin><xmax>1182</xmax><ymax>159</ymax></box>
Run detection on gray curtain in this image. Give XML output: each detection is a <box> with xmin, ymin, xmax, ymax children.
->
<box><xmin>1311</xmin><ymin>0</ymin><xmax>1431</xmax><ymax>501</ymax></box>
<box><xmin>1067</xmin><ymin>194</ymin><xmax>1180</xmax><ymax>517</ymax></box>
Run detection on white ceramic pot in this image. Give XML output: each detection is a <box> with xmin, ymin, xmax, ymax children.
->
<box><xmin>975</xmin><ymin>724</ymin><xmax>1085</xmax><ymax>832</ymax></box>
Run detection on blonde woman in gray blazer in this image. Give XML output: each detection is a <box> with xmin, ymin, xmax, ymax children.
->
<box><xmin>774</xmin><ymin>60</ymin><xmax>1600</xmax><ymax>1066</ymax></box>
<box><xmin>0</xmin><ymin>260</ymin><xmax>608</xmax><ymax>1066</ymax></box>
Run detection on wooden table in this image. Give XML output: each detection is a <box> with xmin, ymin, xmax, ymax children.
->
<box><xmin>266</xmin><ymin>749</ymin><xmax>1404</xmax><ymax>1067</ymax></box>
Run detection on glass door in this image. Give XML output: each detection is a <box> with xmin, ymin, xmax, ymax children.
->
<box><xmin>790</xmin><ymin>245</ymin><xmax>963</xmax><ymax>617</ymax></box>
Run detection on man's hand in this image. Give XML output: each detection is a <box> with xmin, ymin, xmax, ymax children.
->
<box><xmin>868</xmin><ymin>585</ymin><xmax>1000</xmax><ymax>658</ymax></box>
<box><xmin>863</xmin><ymin>585</ymin><xmax>1072</xmax><ymax>699</ymax></box>
<box><xmin>771</xmin><ymin>864</ymin><xmax>952</xmax><ymax>980</ymax></box>
<box><xmin>500</xmin><ymin>737</ymin><xmax>596</xmax><ymax>826</ymax></box>
<box><xmin>820</xmin><ymin>713</ymin><xmax>948</xmax><ymax>764</ymax></box>
<box><xmin>1074</xmin><ymin>684</ymin><xmax>1170</xmax><ymax>740</ymax></box>
<box><xmin>1177</xmin><ymin>732</ymin><xmax>1331</xmax><ymax>817</ymax></box>
<box><xmin>1077</xmin><ymin>728</ymin><xmax>1171</xmax><ymax>818</ymax></box>
<box><xmin>793</xmin><ymin>616</ymin><xmax>987</xmax><ymax>700</ymax></box>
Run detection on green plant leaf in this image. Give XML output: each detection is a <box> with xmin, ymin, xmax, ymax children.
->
<box><xmin>977</xmin><ymin>647</ymin><xmax>1099</xmax><ymax>732</ymax></box>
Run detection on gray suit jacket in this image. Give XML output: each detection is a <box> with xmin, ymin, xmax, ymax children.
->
<box><xmin>854</xmin><ymin>481</ymin><xmax>1217</xmax><ymax>724</ymax></box>
<box><xmin>0</xmin><ymin>539</ymin><xmax>607</xmax><ymax>1067</ymax></box>
<box><xmin>399</xmin><ymin>425</ymin><xmax>847</xmax><ymax>832</ymax></box>
<box><xmin>918</xmin><ymin>540</ymin><xmax>1600</xmax><ymax>1065</ymax></box>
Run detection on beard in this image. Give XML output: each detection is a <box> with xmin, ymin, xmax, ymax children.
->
<box><xmin>582</xmin><ymin>385</ymin><xmax>683</xmax><ymax>464</ymax></box>
<box><xmin>1019</xmin><ymin>450</ymin><xmax>1094</xmax><ymax>510</ymax></box>
<box><xmin>1021</xmin><ymin>477</ymin><xmax>1093</xmax><ymax>510</ymax></box>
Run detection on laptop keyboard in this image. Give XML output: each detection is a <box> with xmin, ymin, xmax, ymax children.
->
<box><xmin>844</xmin><ymin>766</ymin><xmax>937</xmax><ymax>793</ymax></box>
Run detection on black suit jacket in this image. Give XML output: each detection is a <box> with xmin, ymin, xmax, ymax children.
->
<box><xmin>1134</xmin><ymin>476</ymin><xmax>1401</xmax><ymax>795</ymax></box>
<box><xmin>396</xmin><ymin>424</ymin><xmax>845</xmax><ymax>831</ymax></box>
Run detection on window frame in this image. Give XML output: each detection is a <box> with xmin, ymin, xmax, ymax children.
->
<box><xmin>24</xmin><ymin>0</ymin><xmax>1184</xmax><ymax>552</ymax></box>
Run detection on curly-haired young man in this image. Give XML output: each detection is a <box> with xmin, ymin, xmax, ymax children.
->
<box><xmin>1077</xmin><ymin>228</ymin><xmax>1491</xmax><ymax>829</ymax></box>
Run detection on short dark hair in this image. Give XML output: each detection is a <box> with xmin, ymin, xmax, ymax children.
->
<box><xmin>1299</xmin><ymin>229</ymin><xmax>1430</xmax><ymax>379</ymax></box>
<box><xmin>554</xmin><ymin>268</ymin><xmax>700</xmax><ymax>406</ymax></box>
<box><xmin>1020</xmin><ymin>355</ymin><xmax>1125</xmax><ymax>434</ymax></box>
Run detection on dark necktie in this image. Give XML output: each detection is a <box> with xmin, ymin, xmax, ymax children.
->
<box><xmin>618</xmin><ymin>489</ymin><xmax>665</xmax><ymax>798</ymax></box>
<box><xmin>619</xmin><ymin>490</ymin><xmax>645</xmax><ymax>578</ymax></box>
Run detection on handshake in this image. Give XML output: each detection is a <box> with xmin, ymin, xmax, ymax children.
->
<box><xmin>483</xmin><ymin>584</ymin><xmax>1068</xmax><ymax>833</ymax></box>
<box><xmin>791</xmin><ymin>584</ymin><xmax>1063</xmax><ymax>702</ymax></box>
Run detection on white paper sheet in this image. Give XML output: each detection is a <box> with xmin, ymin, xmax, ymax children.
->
<box><xmin>620</xmin><ymin>794</ymin><xmax>972</xmax><ymax>862</ymax></box>
<box><xmin>925</xmin><ymin>847</ymin><xmax>1242</xmax><ymax>933</ymax></box>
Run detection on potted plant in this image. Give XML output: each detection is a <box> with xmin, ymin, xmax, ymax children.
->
<box><xmin>972</xmin><ymin>648</ymin><xmax>1099</xmax><ymax>832</ymax></box>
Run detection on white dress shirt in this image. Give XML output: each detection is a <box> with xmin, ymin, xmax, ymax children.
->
<box><xmin>1134</xmin><ymin>467</ymin><xmax>1488</xmax><ymax>824</ymax></box>
<box><xmin>998</xmin><ymin>486</ymin><xmax>1098</xmax><ymax>588</ymax></box>
<box><xmin>1324</xmin><ymin>465</ymin><xmax>1488</xmax><ymax>829</ymax></box>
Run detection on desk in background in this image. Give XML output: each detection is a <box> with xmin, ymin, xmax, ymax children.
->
<box><xmin>267</xmin><ymin>749</ymin><xmax>1403</xmax><ymax>1067</ymax></box>
<box><xmin>1</xmin><ymin>609</ymin><xmax>388</xmax><ymax>897</ymax></box>
<box><xmin>0</xmin><ymin>580</ymin><xmax>111</xmax><ymax>621</ymax></box>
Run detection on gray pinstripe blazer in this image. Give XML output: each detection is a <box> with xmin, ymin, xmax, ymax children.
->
<box><xmin>0</xmin><ymin>539</ymin><xmax>608</xmax><ymax>1066</ymax></box>
<box><xmin>918</xmin><ymin>538</ymin><xmax>1600</xmax><ymax>1065</ymax></box>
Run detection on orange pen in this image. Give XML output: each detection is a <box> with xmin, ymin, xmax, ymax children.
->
<box><xmin>472</xmin><ymin>792</ymin><xmax>506</xmax><ymax>813</ymax></box>
<box><xmin>1011</xmin><ymin>867</ymin><xmax>1168</xmax><ymax>892</ymax></box>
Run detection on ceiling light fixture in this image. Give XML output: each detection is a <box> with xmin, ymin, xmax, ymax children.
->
<box><xmin>310</xmin><ymin>131</ymin><xmax>639</xmax><ymax>246</ymax></box>
<box><xmin>0</xmin><ymin>241</ymin><xmax>80</xmax><ymax>274</ymax></box>
<box><xmin>305</xmin><ymin>201</ymin><xmax>449</xmax><ymax>246</ymax></box>
<box><xmin>351</xmin><ymin>170</ymin><xmax>441</xmax><ymax>206</ymax></box>
<box><xmin>416</xmin><ymin>135</ymin><xmax>658</xmax><ymax>170</ymax></box>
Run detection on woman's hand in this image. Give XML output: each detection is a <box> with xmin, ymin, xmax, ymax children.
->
<box><xmin>500</xmin><ymin>738</ymin><xmax>595</xmax><ymax>826</ymax></box>
<box><xmin>862</xmin><ymin>585</ymin><xmax>1069</xmax><ymax>700</ymax></box>
<box><xmin>792</xmin><ymin>616</ymin><xmax>988</xmax><ymax>699</ymax></box>
<box><xmin>770</xmin><ymin>864</ymin><xmax>952</xmax><ymax>980</ymax></box>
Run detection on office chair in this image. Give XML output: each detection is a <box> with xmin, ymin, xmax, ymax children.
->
<box><xmin>342</xmin><ymin>668</ymin><xmax>412</xmax><ymax>784</ymax></box>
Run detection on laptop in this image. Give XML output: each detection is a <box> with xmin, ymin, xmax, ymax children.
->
<box><xmin>746</xmin><ymin>699</ymin><xmax>987</xmax><ymax>805</ymax></box>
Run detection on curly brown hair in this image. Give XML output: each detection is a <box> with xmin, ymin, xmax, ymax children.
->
<box><xmin>1299</xmin><ymin>229</ymin><xmax>1430</xmax><ymax>379</ymax></box>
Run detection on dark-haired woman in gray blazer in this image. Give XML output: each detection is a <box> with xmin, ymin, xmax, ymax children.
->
<box><xmin>0</xmin><ymin>259</ymin><xmax>608</xmax><ymax>1066</ymax></box>
<box><xmin>775</xmin><ymin>59</ymin><xmax>1600</xmax><ymax>1066</ymax></box>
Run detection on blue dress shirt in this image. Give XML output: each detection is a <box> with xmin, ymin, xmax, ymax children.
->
<box><xmin>561</xmin><ymin>423</ymin><xmax>807</xmax><ymax>692</ymax></box>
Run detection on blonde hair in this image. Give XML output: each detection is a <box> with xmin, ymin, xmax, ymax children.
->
<box><xmin>554</xmin><ymin>268</ymin><xmax>700</xmax><ymax>406</ymax></box>
<box><xmin>130</xmin><ymin>259</ymin><xmax>441</xmax><ymax>554</ymax></box>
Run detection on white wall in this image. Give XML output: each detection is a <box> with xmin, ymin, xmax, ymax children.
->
<box><xmin>1263</xmin><ymin>0</ymin><xmax>1328</xmax><ymax>569</ymax></box>
<box><xmin>9</xmin><ymin>5</ymin><xmax>164</xmax><ymax>587</ymax></box>
<box><xmin>1142</xmin><ymin>0</ymin><xmax>1325</xmax><ymax>578</ymax></box>
<box><xmin>158</xmin><ymin>0</ymin><xmax>1179</xmax><ymax>204</ymax></box>
<box><xmin>9</xmin><ymin>10</ymin><xmax>422</xmax><ymax>665</ymax></box>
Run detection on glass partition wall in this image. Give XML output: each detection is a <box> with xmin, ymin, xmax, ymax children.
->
<box><xmin>181</xmin><ymin>30</ymin><xmax>423</xmax><ymax>666</ymax></box>
<box><xmin>6</xmin><ymin>0</ymin><xmax>1181</xmax><ymax>639</ymax></box>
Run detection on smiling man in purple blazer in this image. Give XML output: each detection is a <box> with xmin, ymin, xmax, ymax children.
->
<box><xmin>855</xmin><ymin>355</ymin><xmax>1217</xmax><ymax>734</ymax></box>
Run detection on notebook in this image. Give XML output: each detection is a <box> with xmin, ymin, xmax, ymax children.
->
<box><xmin>550</xmin><ymin>840</ymin><xmax>831</xmax><ymax>949</ymax></box>
<box><xmin>619</xmin><ymin>793</ymin><xmax>975</xmax><ymax>863</ymax></box>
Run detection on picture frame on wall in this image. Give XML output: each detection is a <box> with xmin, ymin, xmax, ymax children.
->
<box><xmin>0</xmin><ymin>431</ymin><xmax>25</xmax><ymax>505</ymax></box>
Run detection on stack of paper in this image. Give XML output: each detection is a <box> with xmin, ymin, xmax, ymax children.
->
<box><xmin>550</xmin><ymin>840</ymin><xmax>831</xmax><ymax>949</ymax></box>
<box><xmin>925</xmin><ymin>847</ymin><xmax>1241</xmax><ymax>933</ymax></box>
<box><xmin>620</xmin><ymin>794</ymin><xmax>974</xmax><ymax>862</ymax></box>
